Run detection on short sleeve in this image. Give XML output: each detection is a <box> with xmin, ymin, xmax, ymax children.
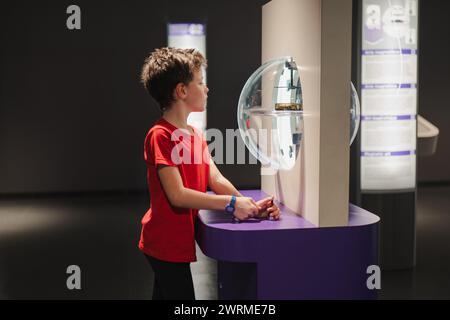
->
<box><xmin>191</xmin><ymin>126</ymin><xmax>211</xmax><ymax>166</ymax></box>
<box><xmin>147</xmin><ymin>128</ymin><xmax>177</xmax><ymax>166</ymax></box>
<box><xmin>203</xmin><ymin>136</ymin><xmax>211</xmax><ymax>165</ymax></box>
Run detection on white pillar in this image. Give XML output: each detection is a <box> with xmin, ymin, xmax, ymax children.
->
<box><xmin>262</xmin><ymin>0</ymin><xmax>352</xmax><ymax>226</ymax></box>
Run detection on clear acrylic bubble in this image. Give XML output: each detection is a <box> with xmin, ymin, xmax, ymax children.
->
<box><xmin>350</xmin><ymin>81</ymin><xmax>361</xmax><ymax>146</ymax></box>
<box><xmin>237</xmin><ymin>56</ymin><xmax>360</xmax><ymax>170</ymax></box>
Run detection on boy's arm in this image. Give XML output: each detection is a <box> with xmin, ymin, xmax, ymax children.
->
<box><xmin>208</xmin><ymin>159</ymin><xmax>281</xmax><ymax>220</ymax></box>
<box><xmin>157</xmin><ymin>165</ymin><xmax>259</xmax><ymax>220</ymax></box>
<box><xmin>208</xmin><ymin>159</ymin><xmax>243</xmax><ymax>197</ymax></box>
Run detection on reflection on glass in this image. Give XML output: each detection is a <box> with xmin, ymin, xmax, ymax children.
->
<box><xmin>237</xmin><ymin>56</ymin><xmax>360</xmax><ymax>170</ymax></box>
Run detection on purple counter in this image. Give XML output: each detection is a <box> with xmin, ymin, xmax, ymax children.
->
<box><xmin>196</xmin><ymin>190</ymin><xmax>380</xmax><ymax>300</ymax></box>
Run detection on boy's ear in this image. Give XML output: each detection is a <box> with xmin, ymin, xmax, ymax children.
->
<box><xmin>174</xmin><ymin>82</ymin><xmax>187</xmax><ymax>99</ymax></box>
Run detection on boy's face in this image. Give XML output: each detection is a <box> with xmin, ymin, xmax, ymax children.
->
<box><xmin>183</xmin><ymin>69</ymin><xmax>209</xmax><ymax>112</ymax></box>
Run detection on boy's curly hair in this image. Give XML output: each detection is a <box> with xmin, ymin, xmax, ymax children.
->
<box><xmin>140</xmin><ymin>47</ymin><xmax>207</xmax><ymax>111</ymax></box>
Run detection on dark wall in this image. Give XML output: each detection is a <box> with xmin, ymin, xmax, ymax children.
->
<box><xmin>0</xmin><ymin>0</ymin><xmax>448</xmax><ymax>195</ymax></box>
<box><xmin>0</xmin><ymin>0</ymin><xmax>266</xmax><ymax>194</ymax></box>
<box><xmin>418</xmin><ymin>0</ymin><xmax>450</xmax><ymax>183</ymax></box>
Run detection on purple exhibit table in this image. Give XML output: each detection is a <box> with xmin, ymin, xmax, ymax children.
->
<box><xmin>196</xmin><ymin>190</ymin><xmax>380</xmax><ymax>299</ymax></box>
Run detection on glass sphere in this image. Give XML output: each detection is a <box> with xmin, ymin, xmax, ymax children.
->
<box><xmin>237</xmin><ymin>56</ymin><xmax>360</xmax><ymax>170</ymax></box>
<box><xmin>350</xmin><ymin>82</ymin><xmax>361</xmax><ymax>146</ymax></box>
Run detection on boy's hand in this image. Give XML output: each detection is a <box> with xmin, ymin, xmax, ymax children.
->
<box><xmin>234</xmin><ymin>197</ymin><xmax>260</xmax><ymax>221</ymax></box>
<box><xmin>255</xmin><ymin>196</ymin><xmax>281</xmax><ymax>220</ymax></box>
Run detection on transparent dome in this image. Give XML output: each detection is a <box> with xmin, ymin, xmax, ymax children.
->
<box><xmin>237</xmin><ymin>56</ymin><xmax>360</xmax><ymax>170</ymax></box>
<box><xmin>350</xmin><ymin>82</ymin><xmax>361</xmax><ymax>146</ymax></box>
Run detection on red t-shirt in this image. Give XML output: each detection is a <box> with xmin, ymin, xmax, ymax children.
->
<box><xmin>138</xmin><ymin>118</ymin><xmax>210</xmax><ymax>262</ymax></box>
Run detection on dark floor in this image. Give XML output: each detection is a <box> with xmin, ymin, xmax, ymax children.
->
<box><xmin>0</xmin><ymin>192</ymin><xmax>217</xmax><ymax>300</ymax></box>
<box><xmin>0</xmin><ymin>185</ymin><xmax>449</xmax><ymax>299</ymax></box>
<box><xmin>380</xmin><ymin>185</ymin><xmax>450</xmax><ymax>299</ymax></box>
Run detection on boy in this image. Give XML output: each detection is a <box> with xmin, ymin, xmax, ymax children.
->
<box><xmin>138</xmin><ymin>47</ymin><xmax>280</xmax><ymax>300</ymax></box>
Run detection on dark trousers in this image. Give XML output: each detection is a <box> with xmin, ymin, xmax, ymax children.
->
<box><xmin>144</xmin><ymin>254</ymin><xmax>195</xmax><ymax>300</ymax></box>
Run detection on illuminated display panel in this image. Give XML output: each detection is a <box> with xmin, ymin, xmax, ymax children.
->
<box><xmin>360</xmin><ymin>0</ymin><xmax>418</xmax><ymax>191</ymax></box>
<box><xmin>167</xmin><ymin>23</ymin><xmax>207</xmax><ymax>131</ymax></box>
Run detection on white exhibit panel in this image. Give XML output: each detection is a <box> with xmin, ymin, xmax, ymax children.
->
<box><xmin>360</xmin><ymin>0</ymin><xmax>418</xmax><ymax>192</ymax></box>
<box><xmin>261</xmin><ymin>0</ymin><xmax>353</xmax><ymax>227</ymax></box>
<box><xmin>167</xmin><ymin>23</ymin><xmax>207</xmax><ymax>131</ymax></box>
